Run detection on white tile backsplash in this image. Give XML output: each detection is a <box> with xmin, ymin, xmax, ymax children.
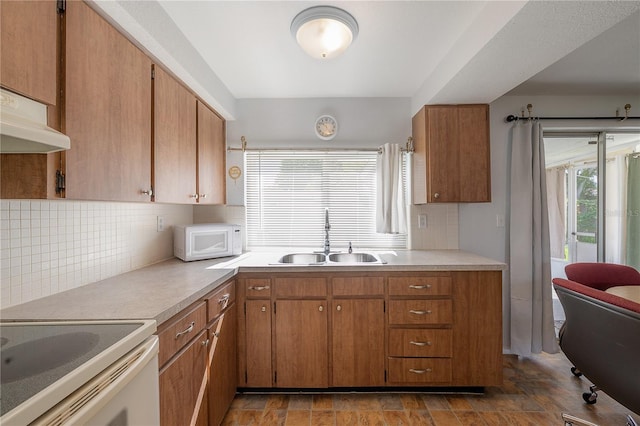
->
<box><xmin>0</xmin><ymin>200</ymin><xmax>192</xmax><ymax>309</ymax></box>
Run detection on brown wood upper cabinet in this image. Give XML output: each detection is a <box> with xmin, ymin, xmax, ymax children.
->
<box><xmin>153</xmin><ymin>66</ymin><xmax>198</xmax><ymax>204</ymax></box>
<box><xmin>64</xmin><ymin>0</ymin><xmax>153</xmax><ymax>202</ymax></box>
<box><xmin>0</xmin><ymin>0</ymin><xmax>58</xmax><ymax>105</ymax></box>
<box><xmin>197</xmin><ymin>101</ymin><xmax>226</xmax><ymax>205</ymax></box>
<box><xmin>412</xmin><ymin>104</ymin><xmax>491</xmax><ymax>203</ymax></box>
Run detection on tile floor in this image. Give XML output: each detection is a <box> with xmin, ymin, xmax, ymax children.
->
<box><xmin>222</xmin><ymin>352</ymin><xmax>639</xmax><ymax>425</ymax></box>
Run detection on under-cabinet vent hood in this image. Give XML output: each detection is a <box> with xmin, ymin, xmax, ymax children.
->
<box><xmin>0</xmin><ymin>88</ymin><xmax>70</xmax><ymax>153</ymax></box>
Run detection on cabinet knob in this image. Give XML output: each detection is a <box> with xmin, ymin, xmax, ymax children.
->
<box><xmin>202</xmin><ymin>339</ymin><xmax>210</xmax><ymax>346</ymax></box>
<box><xmin>336</xmin><ymin>305</ymin><xmax>342</xmax><ymax>311</ymax></box>
<box><xmin>319</xmin><ymin>305</ymin><xmax>324</xmax><ymax>312</ymax></box>
<box><xmin>261</xmin><ymin>306</ymin><xmax>267</xmax><ymax>312</ymax></box>
<box><xmin>141</xmin><ymin>189</ymin><xmax>153</xmax><ymax>196</ymax></box>
<box><xmin>190</xmin><ymin>193</ymin><xmax>199</xmax><ymax>199</ymax></box>
<box><xmin>433</xmin><ymin>192</ymin><xmax>440</xmax><ymax>199</ymax></box>
<box><xmin>199</xmin><ymin>194</ymin><xmax>208</xmax><ymax>199</ymax></box>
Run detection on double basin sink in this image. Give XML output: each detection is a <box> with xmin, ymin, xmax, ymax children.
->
<box><xmin>277</xmin><ymin>252</ymin><xmax>385</xmax><ymax>265</ymax></box>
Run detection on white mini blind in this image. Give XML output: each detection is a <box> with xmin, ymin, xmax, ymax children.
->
<box><xmin>245</xmin><ymin>151</ymin><xmax>407</xmax><ymax>250</ymax></box>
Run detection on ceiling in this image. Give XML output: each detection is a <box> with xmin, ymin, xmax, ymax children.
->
<box><xmin>90</xmin><ymin>1</ymin><xmax>640</xmax><ymax>120</ymax></box>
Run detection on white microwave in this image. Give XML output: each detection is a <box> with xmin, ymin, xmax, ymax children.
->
<box><xmin>174</xmin><ymin>224</ymin><xmax>242</xmax><ymax>261</ymax></box>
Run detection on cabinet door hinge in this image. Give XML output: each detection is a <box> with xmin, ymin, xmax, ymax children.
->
<box><xmin>244</xmin><ymin>302</ymin><xmax>246</xmax><ymax>315</ymax></box>
<box><xmin>151</xmin><ymin>66</ymin><xmax>155</xmax><ymax>80</ymax></box>
<box><xmin>383</xmin><ymin>300</ymin><xmax>386</xmax><ymax>313</ymax></box>
<box><xmin>55</xmin><ymin>169</ymin><xmax>65</xmax><ymax>194</ymax></box>
<box><xmin>274</xmin><ymin>371</ymin><xmax>277</xmax><ymax>384</ymax></box>
<box><xmin>384</xmin><ymin>370</ymin><xmax>387</xmax><ymax>383</ymax></box>
<box><xmin>244</xmin><ymin>370</ymin><xmax>248</xmax><ymax>383</ymax></box>
<box><xmin>273</xmin><ymin>302</ymin><xmax>276</xmax><ymax>315</ymax></box>
<box><xmin>57</xmin><ymin>0</ymin><xmax>66</xmax><ymax>14</ymax></box>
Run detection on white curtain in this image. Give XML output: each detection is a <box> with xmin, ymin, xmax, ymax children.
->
<box><xmin>376</xmin><ymin>143</ymin><xmax>407</xmax><ymax>234</ymax></box>
<box><xmin>508</xmin><ymin>121</ymin><xmax>559</xmax><ymax>356</ymax></box>
<box><xmin>546</xmin><ymin>167</ymin><xmax>566</xmax><ymax>259</ymax></box>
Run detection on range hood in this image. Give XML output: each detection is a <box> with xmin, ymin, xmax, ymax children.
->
<box><xmin>0</xmin><ymin>88</ymin><xmax>70</xmax><ymax>153</ymax></box>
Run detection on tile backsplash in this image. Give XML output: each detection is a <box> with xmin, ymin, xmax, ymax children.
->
<box><xmin>1</xmin><ymin>200</ymin><xmax>458</xmax><ymax>309</ymax></box>
<box><xmin>0</xmin><ymin>200</ymin><xmax>192</xmax><ymax>309</ymax></box>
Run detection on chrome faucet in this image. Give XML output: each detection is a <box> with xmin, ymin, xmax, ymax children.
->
<box><xmin>323</xmin><ymin>208</ymin><xmax>331</xmax><ymax>255</ymax></box>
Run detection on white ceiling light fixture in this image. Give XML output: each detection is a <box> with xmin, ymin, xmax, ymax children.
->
<box><xmin>291</xmin><ymin>5</ymin><xmax>359</xmax><ymax>60</ymax></box>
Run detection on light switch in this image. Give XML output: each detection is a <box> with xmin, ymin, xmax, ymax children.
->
<box><xmin>157</xmin><ymin>215</ymin><xmax>165</xmax><ymax>232</ymax></box>
<box><xmin>496</xmin><ymin>214</ymin><xmax>505</xmax><ymax>228</ymax></box>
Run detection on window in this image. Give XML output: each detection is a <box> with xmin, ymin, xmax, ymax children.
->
<box><xmin>245</xmin><ymin>151</ymin><xmax>407</xmax><ymax>250</ymax></box>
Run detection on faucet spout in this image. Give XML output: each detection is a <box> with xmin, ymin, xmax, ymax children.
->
<box><xmin>324</xmin><ymin>208</ymin><xmax>331</xmax><ymax>255</ymax></box>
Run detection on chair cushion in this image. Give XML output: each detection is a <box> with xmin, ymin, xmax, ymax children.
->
<box><xmin>564</xmin><ymin>262</ymin><xmax>640</xmax><ymax>291</ymax></box>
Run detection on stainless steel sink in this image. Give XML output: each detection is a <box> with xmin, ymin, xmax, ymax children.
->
<box><xmin>328</xmin><ymin>252</ymin><xmax>383</xmax><ymax>264</ymax></box>
<box><xmin>277</xmin><ymin>253</ymin><xmax>326</xmax><ymax>264</ymax></box>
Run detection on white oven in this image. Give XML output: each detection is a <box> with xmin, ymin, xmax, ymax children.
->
<box><xmin>0</xmin><ymin>320</ymin><xmax>159</xmax><ymax>426</ymax></box>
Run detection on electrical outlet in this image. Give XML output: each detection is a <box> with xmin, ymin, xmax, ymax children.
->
<box><xmin>157</xmin><ymin>215</ymin><xmax>165</xmax><ymax>232</ymax></box>
<box><xmin>418</xmin><ymin>214</ymin><xmax>427</xmax><ymax>229</ymax></box>
<box><xmin>496</xmin><ymin>214</ymin><xmax>505</xmax><ymax>228</ymax></box>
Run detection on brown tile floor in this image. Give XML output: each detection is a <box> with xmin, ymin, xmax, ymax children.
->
<box><xmin>222</xmin><ymin>352</ymin><xmax>639</xmax><ymax>425</ymax></box>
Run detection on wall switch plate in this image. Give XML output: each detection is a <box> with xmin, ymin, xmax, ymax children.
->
<box><xmin>157</xmin><ymin>215</ymin><xmax>165</xmax><ymax>232</ymax></box>
<box><xmin>496</xmin><ymin>214</ymin><xmax>505</xmax><ymax>228</ymax></box>
<box><xmin>418</xmin><ymin>214</ymin><xmax>427</xmax><ymax>229</ymax></box>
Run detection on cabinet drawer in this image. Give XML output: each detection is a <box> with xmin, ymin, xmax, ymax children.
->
<box><xmin>388</xmin><ymin>329</ymin><xmax>452</xmax><ymax>357</ymax></box>
<box><xmin>387</xmin><ymin>358</ymin><xmax>452</xmax><ymax>384</ymax></box>
<box><xmin>157</xmin><ymin>301</ymin><xmax>207</xmax><ymax>367</ymax></box>
<box><xmin>205</xmin><ymin>280</ymin><xmax>235</xmax><ymax>322</ymax></box>
<box><xmin>389</xmin><ymin>276</ymin><xmax>451</xmax><ymax>296</ymax></box>
<box><xmin>388</xmin><ymin>300</ymin><xmax>452</xmax><ymax>325</ymax></box>
<box><xmin>274</xmin><ymin>277</ymin><xmax>327</xmax><ymax>297</ymax></box>
<box><xmin>244</xmin><ymin>278</ymin><xmax>271</xmax><ymax>298</ymax></box>
<box><xmin>332</xmin><ymin>276</ymin><xmax>384</xmax><ymax>296</ymax></box>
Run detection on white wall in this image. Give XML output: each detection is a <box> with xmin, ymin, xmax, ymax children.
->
<box><xmin>460</xmin><ymin>94</ymin><xmax>640</xmax><ymax>349</ymax></box>
<box><xmin>0</xmin><ymin>200</ymin><xmax>192</xmax><ymax>309</ymax></box>
<box><xmin>198</xmin><ymin>97</ymin><xmax>460</xmax><ymax>250</ymax></box>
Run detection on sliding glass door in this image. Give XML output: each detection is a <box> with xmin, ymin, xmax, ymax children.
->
<box><xmin>544</xmin><ymin>131</ymin><xmax>640</xmax><ymax>275</ymax></box>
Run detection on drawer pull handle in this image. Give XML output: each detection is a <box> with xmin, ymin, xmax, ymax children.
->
<box><xmin>409</xmin><ymin>340</ymin><xmax>432</xmax><ymax>346</ymax></box>
<box><xmin>218</xmin><ymin>293</ymin><xmax>230</xmax><ymax>307</ymax></box>
<box><xmin>248</xmin><ymin>285</ymin><xmax>270</xmax><ymax>291</ymax></box>
<box><xmin>409</xmin><ymin>309</ymin><xmax>432</xmax><ymax>315</ymax></box>
<box><xmin>409</xmin><ymin>368</ymin><xmax>432</xmax><ymax>374</ymax></box>
<box><xmin>409</xmin><ymin>284</ymin><xmax>431</xmax><ymax>289</ymax></box>
<box><xmin>175</xmin><ymin>321</ymin><xmax>195</xmax><ymax>339</ymax></box>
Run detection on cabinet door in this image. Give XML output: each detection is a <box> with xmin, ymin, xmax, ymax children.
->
<box><xmin>0</xmin><ymin>0</ymin><xmax>57</xmax><ymax>105</ymax></box>
<box><xmin>332</xmin><ymin>299</ymin><xmax>385</xmax><ymax>387</ymax></box>
<box><xmin>159</xmin><ymin>329</ymin><xmax>207</xmax><ymax>426</ymax></box>
<box><xmin>209</xmin><ymin>304</ymin><xmax>237</xmax><ymax>426</ymax></box>
<box><xmin>245</xmin><ymin>300</ymin><xmax>272</xmax><ymax>387</ymax></box>
<box><xmin>458</xmin><ymin>105</ymin><xmax>490</xmax><ymax>202</ymax></box>
<box><xmin>275</xmin><ymin>300</ymin><xmax>328</xmax><ymax>388</ymax></box>
<box><xmin>197</xmin><ymin>101</ymin><xmax>226</xmax><ymax>205</ymax></box>
<box><xmin>154</xmin><ymin>66</ymin><xmax>197</xmax><ymax>203</ymax></box>
<box><xmin>65</xmin><ymin>1</ymin><xmax>152</xmax><ymax>201</ymax></box>
<box><xmin>426</xmin><ymin>106</ymin><xmax>460</xmax><ymax>202</ymax></box>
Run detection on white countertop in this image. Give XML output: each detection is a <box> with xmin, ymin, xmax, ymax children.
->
<box><xmin>0</xmin><ymin>250</ymin><xmax>505</xmax><ymax>325</ymax></box>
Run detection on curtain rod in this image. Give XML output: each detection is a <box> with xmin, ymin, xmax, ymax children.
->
<box><xmin>227</xmin><ymin>136</ymin><xmax>414</xmax><ymax>154</ymax></box>
<box><xmin>505</xmin><ymin>103</ymin><xmax>640</xmax><ymax>122</ymax></box>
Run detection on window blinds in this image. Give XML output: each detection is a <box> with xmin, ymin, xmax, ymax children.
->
<box><xmin>245</xmin><ymin>151</ymin><xmax>407</xmax><ymax>250</ymax></box>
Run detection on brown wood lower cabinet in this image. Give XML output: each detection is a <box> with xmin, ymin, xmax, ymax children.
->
<box><xmin>159</xmin><ymin>328</ymin><xmax>207</xmax><ymax>426</ymax></box>
<box><xmin>208</xmin><ymin>304</ymin><xmax>237</xmax><ymax>426</ymax></box>
<box><xmin>238</xmin><ymin>271</ymin><xmax>502</xmax><ymax>390</ymax></box>
<box><xmin>275</xmin><ymin>299</ymin><xmax>328</xmax><ymax>388</ymax></box>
